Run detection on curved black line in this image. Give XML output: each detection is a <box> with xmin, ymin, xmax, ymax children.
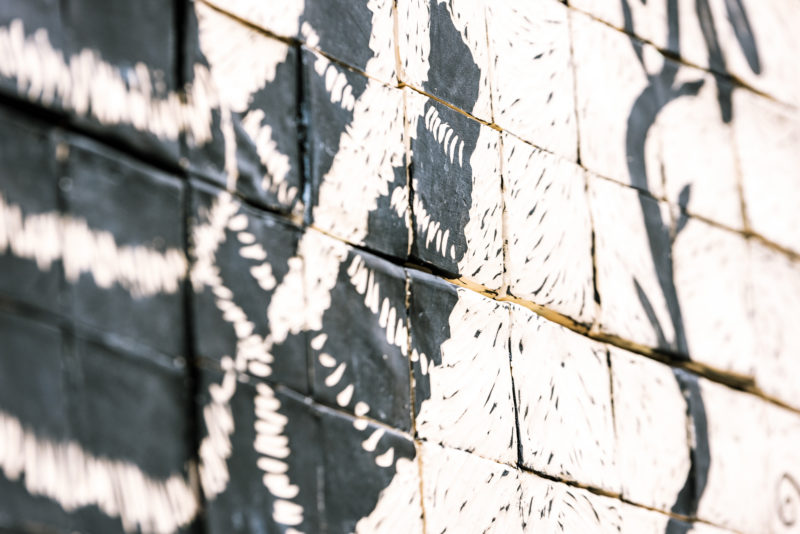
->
<box><xmin>617</xmin><ymin>0</ymin><xmax>762</xmax><ymax>529</ymax></box>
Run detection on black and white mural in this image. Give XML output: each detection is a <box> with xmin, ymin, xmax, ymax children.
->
<box><xmin>0</xmin><ymin>1</ymin><xmax>799</xmax><ymax>533</ymax></box>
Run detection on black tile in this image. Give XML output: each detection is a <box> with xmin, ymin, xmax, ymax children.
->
<box><xmin>301</xmin><ymin>0</ymin><xmax>380</xmax><ymax>73</ymax></box>
<box><xmin>303</xmin><ymin>47</ymin><xmax>367</xmax><ymax>209</ymax></box>
<box><xmin>319</xmin><ymin>407</ymin><xmax>418</xmax><ymax>534</ymax></box>
<box><xmin>0</xmin><ymin>312</ymin><xmax>68</xmax><ymax>441</ymax></box>
<box><xmin>0</xmin><ymin>108</ymin><xmax>62</xmax><ymax>311</ymax></box>
<box><xmin>0</xmin><ymin>0</ymin><xmax>62</xmax><ymax>38</ymax></box>
<box><xmin>409</xmin><ymin>99</ymin><xmax>482</xmax><ymax>276</ymax></box>
<box><xmin>62</xmin><ymin>136</ymin><xmax>186</xmax><ymax>358</ymax></box>
<box><xmin>419</xmin><ymin>0</ymin><xmax>483</xmax><ymax>115</ymax></box>
<box><xmin>0</xmin><ymin>0</ymin><xmax>65</xmax><ymax>105</ymax></box>
<box><xmin>302</xmin><ymin>48</ymin><xmax>408</xmax><ymax>258</ymax></box>
<box><xmin>310</xmin><ymin>247</ymin><xmax>411</xmax><ymax>430</ymax></box>
<box><xmin>407</xmin><ymin>269</ymin><xmax>460</xmax><ymax>417</ymax></box>
<box><xmin>182</xmin><ymin>6</ymin><xmax>302</xmax><ymax>214</ymax></box>
<box><xmin>199</xmin><ymin>368</ymin><xmax>321</xmax><ymax>534</ymax></box>
<box><xmin>64</xmin><ymin>1</ymin><xmax>176</xmax><ymax>86</ymax></box>
<box><xmin>189</xmin><ymin>180</ymin><xmax>308</xmax><ymax>393</ymax></box>
<box><xmin>0</xmin><ymin>478</ymin><xmax>74</xmax><ymax>534</ymax></box>
<box><xmin>69</xmin><ymin>337</ymin><xmax>191</xmax><ymax>481</ymax></box>
<box><xmin>67</xmin><ymin>336</ymin><xmax>195</xmax><ymax>534</ymax></box>
<box><xmin>62</xmin><ymin>0</ymin><xmax>180</xmax><ymax>162</ymax></box>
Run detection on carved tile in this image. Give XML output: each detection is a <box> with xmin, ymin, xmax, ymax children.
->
<box><xmin>305</xmin><ymin>231</ymin><xmax>411</xmax><ymax>429</ymax></box>
<box><xmin>503</xmin><ymin>134</ymin><xmax>594</xmax><ymax>324</ymax></box>
<box><xmin>421</xmin><ymin>444</ymin><xmax>523</xmax><ymax>533</ymax></box>
<box><xmin>188</xmin><ymin>4</ymin><xmax>303</xmax><ymax>213</ymax></box>
<box><xmin>673</xmin><ymin>217</ymin><xmax>755</xmax><ymax>377</ymax></box>
<box><xmin>319</xmin><ymin>406</ymin><xmax>422</xmax><ymax>534</ymax></box>
<box><xmin>589</xmin><ymin>176</ymin><xmax>676</xmax><ymax>354</ymax></box>
<box><xmin>198</xmin><ymin>368</ymin><xmax>321</xmax><ymax>534</ymax></box>
<box><xmin>62</xmin><ymin>136</ymin><xmax>186</xmax><ymax>358</ymax></box>
<box><xmin>397</xmin><ymin>0</ymin><xmax>493</xmax><ymax>121</ymax></box>
<box><xmin>610</xmin><ymin>347</ymin><xmax>691</xmax><ymax>512</ymax></box>
<box><xmin>305</xmin><ymin>48</ymin><xmax>408</xmax><ymax>258</ymax></box>
<box><xmin>749</xmin><ymin>241</ymin><xmax>800</xmax><ymax>410</ymax></box>
<box><xmin>406</xmin><ymin>89</ymin><xmax>503</xmax><ymax>290</ymax></box>
<box><xmin>571</xmin><ymin>9</ymin><xmax>665</xmax><ymax>198</ymax></box>
<box><xmin>510</xmin><ymin>305</ymin><xmax>618</xmax><ymax>493</ymax></box>
<box><xmin>734</xmin><ymin>92</ymin><xmax>800</xmax><ymax>255</ymax></box>
<box><xmin>190</xmin><ymin>181</ymin><xmax>308</xmax><ymax>393</ymax></box>
<box><xmin>410</xmin><ymin>271</ymin><xmax>516</xmax><ymax>465</ymax></box>
<box><xmin>0</xmin><ymin>108</ymin><xmax>61</xmax><ymax>311</ymax></box>
<box><xmin>486</xmin><ymin>0</ymin><xmax>577</xmax><ymax>159</ymax></box>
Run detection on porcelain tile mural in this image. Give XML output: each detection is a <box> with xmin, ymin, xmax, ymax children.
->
<box><xmin>1</xmin><ymin>0</ymin><xmax>799</xmax><ymax>533</ymax></box>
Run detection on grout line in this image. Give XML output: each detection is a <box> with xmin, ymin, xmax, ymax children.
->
<box><xmin>506</xmin><ymin>307</ymin><xmax>524</xmax><ymax>469</ymax></box>
<box><xmin>394</xmin><ymin>4</ymin><xmax>429</xmax><ymax>527</ymax></box>
<box><xmin>401</xmin><ymin>84</ymin><xmax>415</xmax><ymax>260</ymax></box>
<box><xmin>587</xmin><ymin>170</ymin><xmax>800</xmax><ymax>262</ymax></box>
<box><xmin>180</xmin><ymin>169</ymin><xmax>208</xmax><ymax>531</ymax></box>
<box><xmin>404</xmin><ymin>271</ymin><xmax>418</xmax><ymax>438</ymax></box>
<box><xmin>482</xmin><ymin>3</ymin><xmax>497</xmax><ymax>125</ymax></box>
<box><xmin>0</xmin><ymin>94</ymin><xmax>186</xmax><ymax>178</ymax></box>
<box><xmin>497</xmin><ymin>130</ymin><xmax>510</xmax><ymax>298</ymax></box>
<box><xmin>0</xmin><ymin>293</ymin><xmax>181</xmax><ymax>373</ymax></box>
<box><xmin>566</xmin><ymin>5</ymin><xmax>583</xmax><ymax>166</ymax></box>
<box><xmin>6</xmin><ymin>0</ymin><xmax>795</xmax><ymax>270</ymax></box>
<box><xmin>728</xmin><ymin>116</ymin><xmax>752</xmax><ymax>235</ymax></box>
<box><xmin>6</xmin><ymin>134</ymin><xmax>800</xmax><ymax>419</ymax></box>
<box><xmin>392</xmin><ymin>0</ymin><xmax>405</xmax><ymax>86</ymax></box>
<box><xmin>414</xmin><ymin>438</ymin><xmax>428</xmax><ymax>533</ymax></box>
<box><xmin>0</xmin><ymin>3</ymin><xmax>789</xmax><ymax>532</ymax></box>
<box><xmin>219</xmin><ymin>359</ymin><xmax>419</xmax><ymax>441</ymax></box>
<box><xmin>458</xmin><ymin>284</ymin><xmax>800</xmax><ymax>416</ymax></box>
<box><xmin>605</xmin><ymin>348</ymin><xmax>618</xmax><ymax>471</ymax></box>
<box><xmin>583</xmin><ymin>166</ymin><xmax>602</xmax><ymax>322</ymax></box>
<box><xmin>176</xmin><ymin>3</ymin><xmax>210</xmax><ymax>524</ymax></box>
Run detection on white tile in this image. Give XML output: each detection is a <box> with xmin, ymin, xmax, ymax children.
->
<box><xmin>673</xmin><ymin>218</ymin><xmax>755</xmax><ymax>377</ymax></box>
<box><xmin>657</xmin><ymin>69</ymin><xmax>743</xmax><ymax>229</ymax></box>
<box><xmin>397</xmin><ymin>0</ymin><xmax>493</xmax><ymax>121</ymax></box>
<box><xmin>486</xmin><ymin>0</ymin><xmax>577</xmax><ymax>159</ymax></box>
<box><xmin>571</xmin><ymin>10</ymin><xmax>665</xmax><ymax>198</ymax></box>
<box><xmin>518</xmin><ymin>473</ymin><xmax>622</xmax><ymax>533</ymax></box>
<box><xmin>420</xmin><ymin>444</ymin><xmax>523</xmax><ymax>533</ymax></box>
<box><xmin>734</xmin><ymin>91</ymin><xmax>800</xmax><ymax>255</ymax></box>
<box><xmin>696</xmin><ymin>379</ymin><xmax>770</xmax><ymax>533</ymax></box>
<box><xmin>589</xmin><ymin>176</ymin><xmax>676</xmax><ymax>352</ymax></box>
<box><xmin>510</xmin><ymin>305</ymin><xmax>618</xmax><ymax>493</ymax></box>
<box><xmin>414</xmin><ymin>286</ymin><xmax>517</xmax><ymax>465</ymax></box>
<box><xmin>503</xmin><ymin>134</ymin><xmax>595</xmax><ymax>325</ymax></box>
<box><xmin>749</xmin><ymin>241</ymin><xmax>800</xmax><ymax>410</ymax></box>
<box><xmin>611</xmin><ymin>347</ymin><xmax>691</xmax><ymax>512</ymax></box>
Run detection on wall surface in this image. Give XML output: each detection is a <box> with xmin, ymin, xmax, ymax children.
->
<box><xmin>0</xmin><ymin>1</ymin><xmax>799</xmax><ymax>533</ymax></box>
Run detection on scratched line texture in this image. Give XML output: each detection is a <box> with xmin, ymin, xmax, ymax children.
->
<box><xmin>0</xmin><ymin>1</ymin><xmax>798</xmax><ymax>533</ymax></box>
